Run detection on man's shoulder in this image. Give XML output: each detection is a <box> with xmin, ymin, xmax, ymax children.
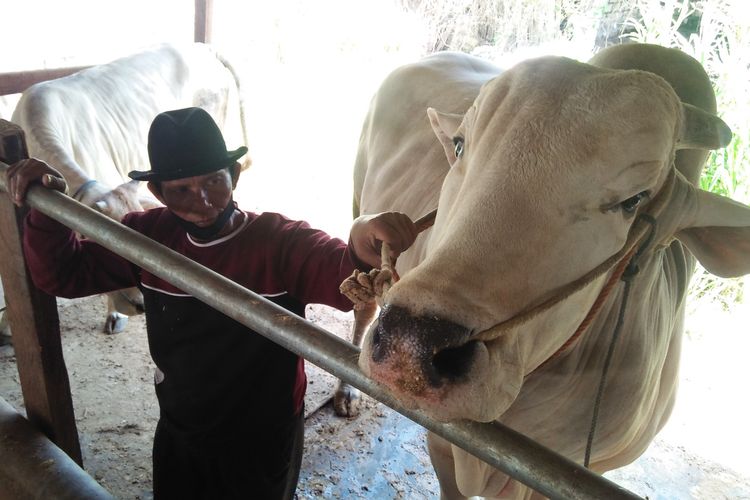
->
<box><xmin>248</xmin><ymin>211</ymin><xmax>312</xmax><ymax>232</ymax></box>
<box><xmin>122</xmin><ymin>207</ymin><xmax>172</xmax><ymax>232</ymax></box>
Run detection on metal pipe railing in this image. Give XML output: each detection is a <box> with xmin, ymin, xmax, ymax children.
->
<box><xmin>0</xmin><ymin>163</ymin><xmax>642</xmax><ymax>500</ymax></box>
<box><xmin>0</xmin><ymin>396</ymin><xmax>114</xmax><ymax>500</ymax></box>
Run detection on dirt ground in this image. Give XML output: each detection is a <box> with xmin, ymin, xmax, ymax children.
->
<box><xmin>0</xmin><ymin>297</ymin><xmax>439</xmax><ymax>499</ymax></box>
<box><xmin>1</xmin><ymin>295</ymin><xmax>749</xmax><ymax>499</ymax></box>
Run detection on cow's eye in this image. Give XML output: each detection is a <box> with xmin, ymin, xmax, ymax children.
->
<box><xmin>620</xmin><ymin>191</ymin><xmax>649</xmax><ymax>214</ymax></box>
<box><xmin>453</xmin><ymin>137</ymin><xmax>464</xmax><ymax>159</ymax></box>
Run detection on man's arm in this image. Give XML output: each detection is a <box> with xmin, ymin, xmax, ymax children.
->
<box><xmin>7</xmin><ymin>158</ymin><xmax>138</xmax><ymax>297</ymax></box>
<box><xmin>274</xmin><ymin>212</ymin><xmax>417</xmax><ymax>311</ymax></box>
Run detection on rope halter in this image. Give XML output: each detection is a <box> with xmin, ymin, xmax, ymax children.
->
<box><xmin>470</xmin><ymin>168</ymin><xmax>674</xmax><ymax>345</ymax></box>
<box><xmin>340</xmin><ymin>209</ymin><xmax>436</xmax><ymax>308</ymax></box>
<box><xmin>340</xmin><ymin>169</ymin><xmax>675</xmax><ymax>350</ymax></box>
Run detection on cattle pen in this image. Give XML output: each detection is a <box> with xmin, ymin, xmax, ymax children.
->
<box><xmin>2</xmin><ymin>2</ymin><xmax>749</xmax><ymax>499</ymax></box>
<box><xmin>0</xmin><ymin>123</ymin><xmax>644</xmax><ymax>499</ymax></box>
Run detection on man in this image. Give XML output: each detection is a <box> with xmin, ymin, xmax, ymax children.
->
<box><xmin>6</xmin><ymin>107</ymin><xmax>417</xmax><ymax>499</ymax></box>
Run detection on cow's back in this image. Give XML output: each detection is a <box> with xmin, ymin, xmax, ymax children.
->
<box><xmin>11</xmin><ymin>43</ymin><xmax>248</xmax><ymax>190</ymax></box>
<box><xmin>13</xmin><ymin>45</ymin><xmax>185</xmax><ymax>187</ymax></box>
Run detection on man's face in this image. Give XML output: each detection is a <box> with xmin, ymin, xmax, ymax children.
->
<box><xmin>151</xmin><ymin>167</ymin><xmax>235</xmax><ymax>227</ymax></box>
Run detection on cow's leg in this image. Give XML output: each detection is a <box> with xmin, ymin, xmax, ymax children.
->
<box><xmin>104</xmin><ymin>303</ymin><xmax>128</xmax><ymax>334</ymax></box>
<box><xmin>427</xmin><ymin>432</ymin><xmax>469</xmax><ymax>500</ymax></box>
<box><xmin>104</xmin><ymin>288</ymin><xmax>145</xmax><ymax>334</ymax></box>
<box><xmin>333</xmin><ymin>301</ymin><xmax>377</xmax><ymax>417</ymax></box>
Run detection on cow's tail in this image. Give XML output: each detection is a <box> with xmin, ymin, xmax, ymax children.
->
<box><xmin>212</xmin><ymin>48</ymin><xmax>252</xmax><ymax>172</ymax></box>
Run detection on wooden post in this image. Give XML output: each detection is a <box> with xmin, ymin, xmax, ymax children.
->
<box><xmin>0</xmin><ymin>119</ymin><xmax>82</xmax><ymax>466</ymax></box>
<box><xmin>0</xmin><ymin>66</ymin><xmax>89</xmax><ymax>96</ymax></box>
<box><xmin>194</xmin><ymin>0</ymin><xmax>213</xmax><ymax>44</ymax></box>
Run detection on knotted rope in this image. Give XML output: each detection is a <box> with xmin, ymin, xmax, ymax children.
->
<box><xmin>340</xmin><ymin>209</ymin><xmax>436</xmax><ymax>309</ymax></box>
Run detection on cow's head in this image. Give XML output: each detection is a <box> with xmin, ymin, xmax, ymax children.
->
<box><xmin>359</xmin><ymin>56</ymin><xmax>750</xmax><ymax>422</ymax></box>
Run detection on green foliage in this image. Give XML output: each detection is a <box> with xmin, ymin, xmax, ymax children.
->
<box><xmin>623</xmin><ymin>0</ymin><xmax>749</xmax><ymax>309</ymax></box>
<box><xmin>401</xmin><ymin>0</ymin><xmax>604</xmax><ymax>53</ymax></box>
<box><xmin>405</xmin><ymin>0</ymin><xmax>748</xmax><ymax>309</ymax></box>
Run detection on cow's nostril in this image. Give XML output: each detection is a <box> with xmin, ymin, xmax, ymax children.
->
<box><xmin>371</xmin><ymin>305</ymin><xmax>475</xmax><ymax>386</ymax></box>
<box><xmin>432</xmin><ymin>341</ymin><xmax>477</xmax><ymax>381</ymax></box>
<box><xmin>370</xmin><ymin>320</ymin><xmax>388</xmax><ymax>363</ymax></box>
<box><xmin>372</xmin><ymin>323</ymin><xmax>381</xmax><ymax>347</ymax></box>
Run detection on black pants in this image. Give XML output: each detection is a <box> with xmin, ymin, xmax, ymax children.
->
<box><xmin>152</xmin><ymin>410</ymin><xmax>304</xmax><ymax>500</ymax></box>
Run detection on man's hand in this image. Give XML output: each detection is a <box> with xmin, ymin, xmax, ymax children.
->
<box><xmin>4</xmin><ymin>158</ymin><xmax>67</xmax><ymax>207</ymax></box>
<box><xmin>349</xmin><ymin>212</ymin><xmax>418</xmax><ymax>269</ymax></box>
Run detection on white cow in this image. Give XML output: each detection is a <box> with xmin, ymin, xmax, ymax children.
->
<box><xmin>349</xmin><ymin>43</ymin><xmax>749</xmax><ymax>499</ymax></box>
<box><xmin>9</xmin><ymin>43</ymin><xmax>249</xmax><ymax>333</ymax></box>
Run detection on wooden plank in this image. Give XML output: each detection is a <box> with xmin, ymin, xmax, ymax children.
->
<box><xmin>194</xmin><ymin>0</ymin><xmax>214</xmax><ymax>44</ymax></box>
<box><xmin>0</xmin><ymin>119</ymin><xmax>82</xmax><ymax>466</ymax></box>
<box><xmin>0</xmin><ymin>66</ymin><xmax>89</xmax><ymax>96</ymax></box>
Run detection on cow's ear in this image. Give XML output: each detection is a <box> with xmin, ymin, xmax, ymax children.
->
<box><xmin>675</xmin><ymin>186</ymin><xmax>750</xmax><ymax>278</ymax></box>
<box><xmin>427</xmin><ymin>107</ymin><xmax>463</xmax><ymax>167</ymax></box>
<box><xmin>677</xmin><ymin>102</ymin><xmax>732</xmax><ymax>150</ymax></box>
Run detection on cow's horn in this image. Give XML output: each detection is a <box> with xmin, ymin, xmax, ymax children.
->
<box><xmin>677</xmin><ymin>102</ymin><xmax>732</xmax><ymax>150</ymax></box>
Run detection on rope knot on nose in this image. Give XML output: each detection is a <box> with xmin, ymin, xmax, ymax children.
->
<box><xmin>339</xmin><ymin>209</ymin><xmax>437</xmax><ymax>309</ymax></box>
<box><xmin>339</xmin><ymin>242</ymin><xmax>397</xmax><ymax>309</ymax></box>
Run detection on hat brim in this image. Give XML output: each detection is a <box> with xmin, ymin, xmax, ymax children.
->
<box><xmin>128</xmin><ymin>146</ymin><xmax>248</xmax><ymax>182</ymax></box>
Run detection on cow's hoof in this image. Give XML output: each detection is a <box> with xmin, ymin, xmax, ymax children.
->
<box><xmin>334</xmin><ymin>382</ymin><xmax>361</xmax><ymax>418</ymax></box>
<box><xmin>104</xmin><ymin>313</ymin><xmax>128</xmax><ymax>334</ymax></box>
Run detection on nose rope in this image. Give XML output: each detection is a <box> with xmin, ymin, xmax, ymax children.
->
<box><xmin>341</xmin><ymin>174</ymin><xmax>669</xmax><ymax>473</ymax></box>
<box><xmin>340</xmin><ymin>209</ymin><xmax>437</xmax><ymax>308</ymax></box>
<box><xmin>470</xmin><ymin>169</ymin><xmax>674</xmax><ymax>346</ymax></box>
<box><xmin>532</xmin><ymin>212</ymin><xmax>659</xmax><ymax>373</ymax></box>
<box><xmin>532</xmin><ymin>244</ymin><xmax>638</xmax><ymax>372</ymax></box>
<box><xmin>341</xmin><ymin>167</ymin><xmax>671</xmax><ymax>314</ymax></box>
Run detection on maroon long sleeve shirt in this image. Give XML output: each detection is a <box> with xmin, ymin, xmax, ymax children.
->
<box><xmin>24</xmin><ymin>207</ymin><xmax>360</xmax><ymax>435</ymax></box>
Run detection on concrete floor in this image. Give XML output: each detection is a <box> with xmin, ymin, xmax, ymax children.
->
<box><xmin>297</xmin><ymin>396</ymin><xmax>750</xmax><ymax>499</ymax></box>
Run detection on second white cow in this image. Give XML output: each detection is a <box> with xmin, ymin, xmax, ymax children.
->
<box><xmin>10</xmin><ymin>43</ymin><xmax>249</xmax><ymax>333</ymax></box>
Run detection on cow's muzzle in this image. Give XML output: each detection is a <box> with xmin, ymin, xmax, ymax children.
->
<box><xmin>370</xmin><ymin>304</ymin><xmax>477</xmax><ymax>394</ymax></box>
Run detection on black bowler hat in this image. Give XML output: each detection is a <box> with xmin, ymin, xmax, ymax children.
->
<box><xmin>128</xmin><ymin>107</ymin><xmax>247</xmax><ymax>182</ymax></box>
